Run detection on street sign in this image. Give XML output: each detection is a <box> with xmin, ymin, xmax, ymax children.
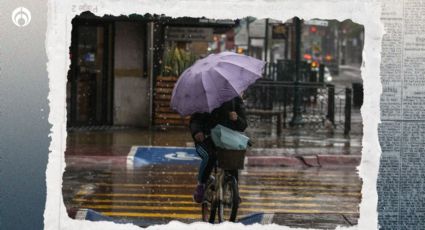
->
<box><xmin>272</xmin><ymin>24</ymin><xmax>287</xmax><ymax>39</ymax></box>
<box><xmin>198</xmin><ymin>18</ymin><xmax>235</xmax><ymax>25</ymax></box>
<box><xmin>165</xmin><ymin>27</ymin><xmax>213</xmax><ymax>41</ymax></box>
<box><xmin>248</xmin><ymin>18</ymin><xmax>283</xmax><ymax>38</ymax></box>
<box><xmin>305</xmin><ymin>20</ymin><xmax>329</xmax><ymax>27</ymax></box>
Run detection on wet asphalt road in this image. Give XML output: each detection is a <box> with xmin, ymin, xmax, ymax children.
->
<box><xmin>332</xmin><ymin>64</ymin><xmax>362</xmax><ymax>89</ymax></box>
<box><xmin>64</xmin><ymin>110</ymin><xmax>362</xmax><ymax>228</ymax></box>
<box><xmin>63</xmin><ymin>163</ymin><xmax>361</xmax><ymax>228</ymax></box>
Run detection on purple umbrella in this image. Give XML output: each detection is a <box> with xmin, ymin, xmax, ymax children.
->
<box><xmin>170</xmin><ymin>51</ymin><xmax>265</xmax><ymax>116</ymax></box>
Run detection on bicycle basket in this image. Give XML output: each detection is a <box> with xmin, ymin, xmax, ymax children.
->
<box><xmin>216</xmin><ymin>148</ymin><xmax>246</xmax><ymax>170</ymax></box>
<box><xmin>211</xmin><ymin>124</ymin><xmax>250</xmax><ymax>150</ymax></box>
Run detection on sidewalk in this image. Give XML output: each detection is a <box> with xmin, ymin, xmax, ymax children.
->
<box><xmin>65</xmin><ymin>124</ymin><xmax>362</xmax><ymax>168</ymax></box>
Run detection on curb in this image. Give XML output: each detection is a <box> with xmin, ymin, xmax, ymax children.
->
<box><xmin>246</xmin><ymin>155</ymin><xmax>361</xmax><ymax>167</ymax></box>
<box><xmin>65</xmin><ymin>156</ymin><xmax>127</xmax><ymax>168</ymax></box>
<box><xmin>66</xmin><ymin>154</ymin><xmax>361</xmax><ymax>168</ymax></box>
<box><xmin>317</xmin><ymin>155</ymin><xmax>361</xmax><ymax>167</ymax></box>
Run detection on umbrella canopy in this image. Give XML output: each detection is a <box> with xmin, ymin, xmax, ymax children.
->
<box><xmin>170</xmin><ymin>51</ymin><xmax>265</xmax><ymax>116</ymax></box>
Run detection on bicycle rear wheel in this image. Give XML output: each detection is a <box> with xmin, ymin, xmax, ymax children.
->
<box><xmin>218</xmin><ymin>176</ymin><xmax>239</xmax><ymax>222</ymax></box>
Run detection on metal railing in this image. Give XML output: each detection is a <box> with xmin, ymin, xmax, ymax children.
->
<box><xmin>262</xmin><ymin>60</ymin><xmax>314</xmax><ymax>82</ymax></box>
<box><xmin>244</xmin><ymin>80</ymin><xmax>352</xmax><ymax>135</ymax></box>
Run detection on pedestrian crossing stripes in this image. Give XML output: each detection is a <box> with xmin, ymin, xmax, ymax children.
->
<box><xmin>99</xmin><ymin>169</ymin><xmax>362</xmax><ymax>178</ymax></box>
<box><xmin>74</xmin><ymin>192</ymin><xmax>360</xmax><ymax>202</ymax></box>
<box><xmin>64</xmin><ymin>166</ymin><xmax>361</xmax><ymax>225</ymax></box>
<box><xmin>101</xmin><ymin>212</ymin><xmax>199</xmax><ymax>219</ymax></box>
<box><xmin>78</xmin><ymin>205</ymin><xmax>359</xmax><ymax>215</ymax></box>
<box><xmin>73</xmin><ymin>198</ymin><xmax>358</xmax><ymax>208</ymax></box>
<box><xmin>92</xmin><ymin>182</ymin><xmax>362</xmax><ymax>190</ymax></box>
<box><xmin>89</xmin><ymin>172</ymin><xmax>361</xmax><ymax>184</ymax></box>
<box><xmin>76</xmin><ymin>189</ymin><xmax>361</xmax><ymax>198</ymax></box>
<box><xmin>76</xmin><ymin>187</ymin><xmax>361</xmax><ymax>197</ymax></box>
<box><xmin>95</xmin><ymin>209</ymin><xmax>359</xmax><ymax>220</ymax></box>
<box><xmin>86</xmin><ymin>175</ymin><xmax>361</xmax><ymax>186</ymax></box>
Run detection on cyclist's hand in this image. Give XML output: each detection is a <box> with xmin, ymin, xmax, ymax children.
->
<box><xmin>229</xmin><ymin>111</ymin><xmax>238</xmax><ymax>121</ymax></box>
<box><xmin>194</xmin><ymin>132</ymin><xmax>205</xmax><ymax>142</ymax></box>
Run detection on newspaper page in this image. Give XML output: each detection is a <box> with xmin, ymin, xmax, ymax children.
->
<box><xmin>378</xmin><ymin>0</ymin><xmax>425</xmax><ymax>228</ymax></box>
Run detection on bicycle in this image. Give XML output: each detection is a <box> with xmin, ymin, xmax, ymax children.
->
<box><xmin>201</xmin><ymin>148</ymin><xmax>246</xmax><ymax>223</ymax></box>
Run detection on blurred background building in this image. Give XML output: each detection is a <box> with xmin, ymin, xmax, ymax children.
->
<box><xmin>66</xmin><ymin>12</ymin><xmax>364</xmax><ymax>134</ymax></box>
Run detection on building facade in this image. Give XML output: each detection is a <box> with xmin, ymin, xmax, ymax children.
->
<box><xmin>67</xmin><ymin>13</ymin><xmax>236</xmax><ymax>128</ymax></box>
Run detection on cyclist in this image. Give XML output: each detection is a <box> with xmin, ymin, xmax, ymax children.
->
<box><xmin>190</xmin><ymin>96</ymin><xmax>247</xmax><ymax>203</ymax></box>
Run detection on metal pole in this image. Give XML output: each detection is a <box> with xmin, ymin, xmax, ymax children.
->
<box><xmin>264</xmin><ymin>18</ymin><xmax>269</xmax><ymax>62</ymax></box>
<box><xmin>290</xmin><ymin>17</ymin><xmax>303</xmax><ymax>126</ymax></box>
<box><xmin>344</xmin><ymin>87</ymin><xmax>352</xmax><ymax>135</ymax></box>
<box><xmin>327</xmin><ymin>84</ymin><xmax>335</xmax><ymax>125</ymax></box>
<box><xmin>284</xmin><ymin>24</ymin><xmax>289</xmax><ymax>60</ymax></box>
<box><xmin>148</xmin><ymin>22</ymin><xmax>155</xmax><ymax>128</ymax></box>
<box><xmin>247</xmin><ymin>18</ymin><xmax>251</xmax><ymax>56</ymax></box>
<box><xmin>319</xmin><ymin>64</ymin><xmax>325</xmax><ymax>83</ymax></box>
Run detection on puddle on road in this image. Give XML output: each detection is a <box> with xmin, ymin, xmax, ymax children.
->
<box><xmin>63</xmin><ymin>127</ymin><xmax>362</xmax><ymax>227</ymax></box>
<box><xmin>63</xmin><ymin>163</ymin><xmax>362</xmax><ymax>227</ymax></box>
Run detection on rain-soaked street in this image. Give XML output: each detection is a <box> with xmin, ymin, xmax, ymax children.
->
<box><xmin>64</xmin><ymin>164</ymin><xmax>361</xmax><ymax>228</ymax></box>
<box><xmin>63</xmin><ymin>128</ymin><xmax>362</xmax><ymax>228</ymax></box>
<box><xmin>62</xmin><ymin>14</ymin><xmax>365</xmax><ymax>228</ymax></box>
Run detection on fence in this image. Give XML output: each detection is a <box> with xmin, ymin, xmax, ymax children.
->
<box><xmin>244</xmin><ymin>80</ymin><xmax>352</xmax><ymax>136</ymax></box>
<box><xmin>262</xmin><ymin>60</ymin><xmax>315</xmax><ymax>82</ymax></box>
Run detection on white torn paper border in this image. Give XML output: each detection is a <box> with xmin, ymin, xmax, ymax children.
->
<box><xmin>44</xmin><ymin>0</ymin><xmax>384</xmax><ymax>229</ymax></box>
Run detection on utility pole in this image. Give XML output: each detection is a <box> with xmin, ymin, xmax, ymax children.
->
<box><xmin>290</xmin><ymin>17</ymin><xmax>303</xmax><ymax>126</ymax></box>
<box><xmin>247</xmin><ymin>17</ymin><xmax>252</xmax><ymax>56</ymax></box>
<box><xmin>284</xmin><ymin>24</ymin><xmax>289</xmax><ymax>60</ymax></box>
<box><xmin>264</xmin><ymin>18</ymin><xmax>269</xmax><ymax>62</ymax></box>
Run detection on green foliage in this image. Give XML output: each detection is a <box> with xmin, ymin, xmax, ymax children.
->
<box><xmin>161</xmin><ymin>46</ymin><xmax>197</xmax><ymax>77</ymax></box>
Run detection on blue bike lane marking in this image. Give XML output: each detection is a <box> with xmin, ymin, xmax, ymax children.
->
<box><xmin>127</xmin><ymin>146</ymin><xmax>201</xmax><ymax>169</ymax></box>
<box><xmin>76</xmin><ymin>208</ymin><xmax>271</xmax><ymax>225</ymax></box>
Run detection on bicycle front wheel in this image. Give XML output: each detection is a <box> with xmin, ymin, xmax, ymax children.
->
<box><xmin>218</xmin><ymin>176</ymin><xmax>239</xmax><ymax>222</ymax></box>
<box><xmin>202</xmin><ymin>200</ymin><xmax>218</xmax><ymax>223</ymax></box>
<box><xmin>202</xmin><ymin>181</ymin><xmax>217</xmax><ymax>223</ymax></box>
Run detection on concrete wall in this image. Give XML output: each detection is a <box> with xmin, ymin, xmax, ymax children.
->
<box><xmin>113</xmin><ymin>21</ymin><xmax>150</xmax><ymax>127</ymax></box>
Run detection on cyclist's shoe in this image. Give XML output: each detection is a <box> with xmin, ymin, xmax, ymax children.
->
<box><xmin>193</xmin><ymin>184</ymin><xmax>205</xmax><ymax>203</ymax></box>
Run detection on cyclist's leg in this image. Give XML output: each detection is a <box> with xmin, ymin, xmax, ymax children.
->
<box><xmin>194</xmin><ymin>139</ymin><xmax>216</xmax><ymax>203</ymax></box>
<box><xmin>197</xmin><ymin>138</ymin><xmax>216</xmax><ymax>183</ymax></box>
<box><xmin>193</xmin><ymin>144</ymin><xmax>208</xmax><ymax>203</ymax></box>
<box><xmin>196</xmin><ymin>144</ymin><xmax>210</xmax><ymax>184</ymax></box>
